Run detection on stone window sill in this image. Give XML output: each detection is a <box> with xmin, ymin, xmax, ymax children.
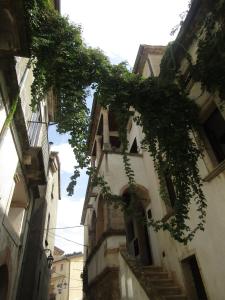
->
<box><xmin>203</xmin><ymin>160</ymin><xmax>225</xmax><ymax>182</ymax></box>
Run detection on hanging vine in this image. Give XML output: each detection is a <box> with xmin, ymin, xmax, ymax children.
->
<box><xmin>22</xmin><ymin>0</ymin><xmax>225</xmax><ymax>243</ymax></box>
<box><xmin>192</xmin><ymin>0</ymin><xmax>225</xmax><ymax>100</ymax></box>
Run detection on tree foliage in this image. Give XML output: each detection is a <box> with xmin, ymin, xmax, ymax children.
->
<box><xmin>24</xmin><ymin>0</ymin><xmax>225</xmax><ymax>243</ymax></box>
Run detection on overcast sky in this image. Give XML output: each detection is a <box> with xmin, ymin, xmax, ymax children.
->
<box><xmin>50</xmin><ymin>0</ymin><xmax>190</xmax><ymax>254</ymax></box>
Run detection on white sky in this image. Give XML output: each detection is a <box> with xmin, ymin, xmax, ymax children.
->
<box><xmin>61</xmin><ymin>0</ymin><xmax>190</xmax><ymax>66</ymax></box>
<box><xmin>52</xmin><ymin>0</ymin><xmax>190</xmax><ymax>254</ymax></box>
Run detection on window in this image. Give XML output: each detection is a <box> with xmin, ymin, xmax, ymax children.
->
<box><xmin>28</xmin><ymin>106</ymin><xmax>42</xmax><ymax>146</ymax></box>
<box><xmin>60</xmin><ymin>264</ymin><xmax>63</xmax><ymax>271</ymax></box>
<box><xmin>130</xmin><ymin>138</ymin><xmax>138</xmax><ymax>154</ymax></box>
<box><xmin>203</xmin><ymin>108</ymin><xmax>225</xmax><ymax>163</ymax></box>
<box><xmin>51</xmin><ymin>184</ymin><xmax>54</xmax><ymax>199</ymax></box>
<box><xmin>164</xmin><ymin>171</ymin><xmax>176</xmax><ymax>208</ymax></box>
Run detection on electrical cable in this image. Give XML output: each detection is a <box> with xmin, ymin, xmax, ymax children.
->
<box><xmin>48</xmin><ymin>231</ymin><xmax>88</xmax><ymax>247</ymax></box>
<box><xmin>45</xmin><ymin>225</ymin><xmax>88</xmax><ymax>230</ymax></box>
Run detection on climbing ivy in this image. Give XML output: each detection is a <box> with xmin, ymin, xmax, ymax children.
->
<box><xmin>25</xmin><ymin>0</ymin><xmax>110</xmax><ymax>192</ymax></box>
<box><xmin>192</xmin><ymin>0</ymin><xmax>225</xmax><ymax>100</ymax></box>
<box><xmin>95</xmin><ymin>66</ymin><xmax>207</xmax><ymax>243</ymax></box>
<box><xmin>23</xmin><ymin>0</ymin><xmax>225</xmax><ymax>243</ymax></box>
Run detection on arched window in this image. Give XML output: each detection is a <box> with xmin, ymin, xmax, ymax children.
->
<box><xmin>122</xmin><ymin>186</ymin><xmax>152</xmax><ymax>266</ymax></box>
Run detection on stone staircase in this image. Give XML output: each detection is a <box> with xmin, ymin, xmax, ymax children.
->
<box><xmin>120</xmin><ymin>250</ymin><xmax>187</xmax><ymax>300</ymax></box>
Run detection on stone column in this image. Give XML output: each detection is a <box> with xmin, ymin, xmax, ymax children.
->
<box><xmin>95</xmin><ymin>135</ymin><xmax>102</xmax><ymax>165</ymax></box>
<box><xmin>91</xmin><ymin>156</ymin><xmax>96</xmax><ymax>169</ymax></box>
<box><xmin>102</xmin><ymin>109</ymin><xmax>111</xmax><ymax>151</ymax></box>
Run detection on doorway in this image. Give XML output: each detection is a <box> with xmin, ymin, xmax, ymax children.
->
<box><xmin>123</xmin><ymin>191</ymin><xmax>152</xmax><ymax>265</ymax></box>
<box><xmin>182</xmin><ymin>255</ymin><xmax>208</xmax><ymax>300</ymax></box>
<box><xmin>0</xmin><ymin>264</ymin><xmax>9</xmax><ymax>300</ymax></box>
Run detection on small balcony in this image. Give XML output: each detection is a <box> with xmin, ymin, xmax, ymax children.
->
<box><xmin>13</xmin><ymin>100</ymin><xmax>50</xmax><ymax>185</ymax></box>
<box><xmin>93</xmin><ymin>151</ymin><xmax>149</xmax><ymax>196</ymax></box>
<box><xmin>23</xmin><ymin>120</ymin><xmax>49</xmax><ymax>185</ymax></box>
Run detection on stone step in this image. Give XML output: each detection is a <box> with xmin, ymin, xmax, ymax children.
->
<box><xmin>155</xmin><ymin>286</ymin><xmax>181</xmax><ymax>296</ymax></box>
<box><xmin>140</xmin><ymin>271</ymin><xmax>169</xmax><ymax>280</ymax></box>
<box><xmin>163</xmin><ymin>295</ymin><xmax>187</xmax><ymax>300</ymax></box>
<box><xmin>142</xmin><ymin>265</ymin><xmax>164</xmax><ymax>272</ymax></box>
<box><xmin>149</xmin><ymin>278</ymin><xmax>174</xmax><ymax>287</ymax></box>
<box><xmin>121</xmin><ymin>251</ymin><xmax>187</xmax><ymax>300</ymax></box>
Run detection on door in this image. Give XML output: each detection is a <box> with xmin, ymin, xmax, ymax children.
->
<box><xmin>124</xmin><ymin>193</ymin><xmax>152</xmax><ymax>265</ymax></box>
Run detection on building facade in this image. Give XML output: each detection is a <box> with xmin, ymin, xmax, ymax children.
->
<box><xmin>50</xmin><ymin>249</ymin><xmax>83</xmax><ymax>300</ymax></box>
<box><xmin>82</xmin><ymin>2</ymin><xmax>225</xmax><ymax>300</ymax></box>
<box><xmin>0</xmin><ymin>1</ymin><xmax>61</xmax><ymax>300</ymax></box>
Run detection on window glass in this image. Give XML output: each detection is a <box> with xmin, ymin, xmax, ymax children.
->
<box><xmin>203</xmin><ymin>108</ymin><xmax>225</xmax><ymax>163</ymax></box>
<box><xmin>164</xmin><ymin>171</ymin><xmax>176</xmax><ymax>208</ymax></box>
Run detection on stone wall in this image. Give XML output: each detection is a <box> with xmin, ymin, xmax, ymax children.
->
<box><xmin>88</xmin><ymin>267</ymin><xmax>120</xmax><ymax>300</ymax></box>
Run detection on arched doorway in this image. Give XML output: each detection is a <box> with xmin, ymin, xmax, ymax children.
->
<box><xmin>123</xmin><ymin>189</ymin><xmax>152</xmax><ymax>266</ymax></box>
<box><xmin>0</xmin><ymin>264</ymin><xmax>9</xmax><ymax>300</ymax></box>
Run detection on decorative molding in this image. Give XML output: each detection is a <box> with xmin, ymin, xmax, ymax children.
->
<box><xmin>86</xmin><ymin>229</ymin><xmax>126</xmax><ymax>265</ymax></box>
<box><xmin>203</xmin><ymin>160</ymin><xmax>225</xmax><ymax>182</ymax></box>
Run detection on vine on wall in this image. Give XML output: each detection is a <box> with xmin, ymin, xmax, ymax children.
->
<box><xmin>23</xmin><ymin>0</ymin><xmax>225</xmax><ymax>243</ymax></box>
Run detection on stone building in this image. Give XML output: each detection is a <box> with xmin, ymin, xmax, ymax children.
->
<box><xmin>0</xmin><ymin>1</ymin><xmax>61</xmax><ymax>299</ymax></box>
<box><xmin>82</xmin><ymin>1</ymin><xmax>225</xmax><ymax>299</ymax></box>
<box><xmin>49</xmin><ymin>249</ymin><xmax>83</xmax><ymax>300</ymax></box>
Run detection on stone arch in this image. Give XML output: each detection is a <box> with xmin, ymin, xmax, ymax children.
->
<box><xmin>120</xmin><ymin>184</ymin><xmax>151</xmax><ymax>209</ymax></box>
<box><xmin>0</xmin><ymin>264</ymin><xmax>9</xmax><ymax>300</ymax></box>
<box><xmin>121</xmin><ymin>185</ymin><xmax>152</xmax><ymax>265</ymax></box>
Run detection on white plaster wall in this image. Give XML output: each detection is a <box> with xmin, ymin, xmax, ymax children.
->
<box><xmin>8</xmin><ymin>207</ymin><xmax>25</xmax><ymax>235</ymax></box>
<box><xmin>142</xmin><ymin>62</ymin><xmax>151</xmax><ymax>78</ymax></box>
<box><xmin>51</xmin><ymin>259</ymin><xmax>70</xmax><ymax>300</ymax></box>
<box><xmin>147</xmin><ymin>53</ymin><xmax>162</xmax><ymax>76</ymax></box>
<box><xmin>119</xmin><ymin>253</ymin><xmax>149</xmax><ymax>300</ymax></box>
<box><xmin>69</xmin><ymin>256</ymin><xmax>83</xmax><ymax>300</ymax></box>
<box><xmin>0</xmin><ymin>130</ymin><xmax>18</xmax><ymax>215</ymax></box>
<box><xmin>43</xmin><ymin>165</ymin><xmax>60</xmax><ymax>252</ymax></box>
<box><xmin>83</xmin><ymin>214</ymin><xmax>89</xmax><ymax>259</ymax></box>
<box><xmin>84</xmin><ymin>27</ymin><xmax>225</xmax><ymax>300</ymax></box>
<box><xmin>98</xmin><ymin>153</ymin><xmax>150</xmax><ymax>196</ymax></box>
<box><xmin>127</xmin><ymin>94</ymin><xmax>225</xmax><ymax>299</ymax></box>
<box><xmin>88</xmin><ymin>236</ymin><xmax>126</xmax><ymax>284</ymax></box>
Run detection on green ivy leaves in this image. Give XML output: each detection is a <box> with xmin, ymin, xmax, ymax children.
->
<box><xmin>25</xmin><ymin>0</ymin><xmax>225</xmax><ymax>243</ymax></box>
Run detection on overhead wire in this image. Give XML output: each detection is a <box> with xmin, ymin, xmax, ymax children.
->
<box><xmin>45</xmin><ymin>225</ymin><xmax>88</xmax><ymax>230</ymax></box>
<box><xmin>48</xmin><ymin>231</ymin><xmax>88</xmax><ymax>247</ymax></box>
